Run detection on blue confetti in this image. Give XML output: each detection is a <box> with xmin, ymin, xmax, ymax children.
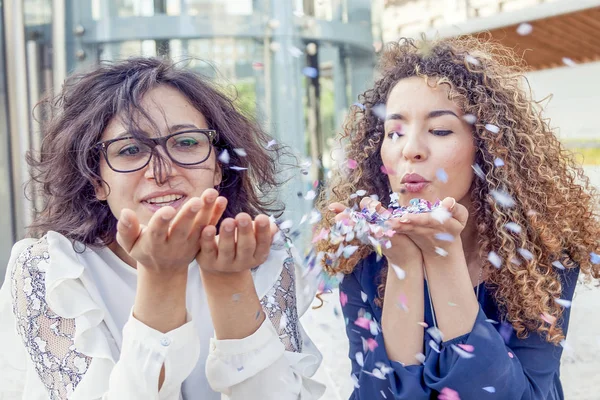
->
<box><xmin>302</xmin><ymin>66</ymin><xmax>318</xmax><ymax>78</ymax></box>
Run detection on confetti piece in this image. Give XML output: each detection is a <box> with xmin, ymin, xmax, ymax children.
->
<box><xmin>462</xmin><ymin>114</ymin><xmax>477</xmax><ymax>124</ymax></box>
<box><xmin>591</xmin><ymin>252</ymin><xmax>600</xmax><ymax>264</ymax></box>
<box><xmin>516</xmin><ymin>22</ymin><xmax>533</xmax><ymax>35</ymax></box>
<box><xmin>355</xmin><ymin>352</ymin><xmax>364</xmax><ymax>367</ymax></box>
<box><xmin>541</xmin><ymin>312</ymin><xmax>556</xmax><ymax>324</ymax></box>
<box><xmin>435</xmin><ymin>247</ymin><xmax>448</xmax><ymax>257</ymax></box>
<box><xmin>510</xmin><ymin>257</ymin><xmax>522</xmax><ymax>265</ymax></box>
<box><xmin>347</xmin><ymin>159</ymin><xmax>358</xmax><ymax>169</ymax></box>
<box><xmin>482</xmin><ymin>386</ymin><xmax>496</xmax><ymax>393</ymax></box>
<box><xmin>552</xmin><ymin>260</ymin><xmax>565</xmax><ymax>270</ymax></box>
<box><xmin>508</xmin><ymin>351</ymin><xmax>514</xmax><ymax>358</ymax></box>
<box><xmin>372</xmin><ymin>103</ymin><xmax>387</xmax><ymax>120</ymax></box>
<box><xmin>361</xmin><ymin>291</ymin><xmax>368</xmax><ymax>302</ymax></box>
<box><xmin>434</xmin><ymin>232</ymin><xmax>454</xmax><ymax>242</ymax></box>
<box><xmin>279</xmin><ymin>220</ymin><xmax>293</xmax><ymax>230</ymax></box>
<box><xmin>354</xmin><ymin>317</ymin><xmax>371</xmax><ymax>330</ymax></box>
<box><xmin>465</xmin><ymin>54</ymin><xmax>480</xmax><ymax>66</ymax></box>
<box><xmin>472</xmin><ymin>163</ymin><xmax>485</xmax><ymax>180</ymax></box>
<box><xmin>436</xmin><ymin>168</ymin><xmax>448</xmax><ymax>183</ymax></box>
<box><xmin>233</xmin><ymin>148</ymin><xmax>247</xmax><ymax>157</ymax></box>
<box><xmin>555</xmin><ymin>298</ymin><xmax>572</xmax><ymax>308</ymax></box>
<box><xmin>427</xmin><ymin>326</ymin><xmax>444</xmax><ymax>343</ymax></box>
<box><xmin>448</xmin><ymin>302</ymin><xmax>457</xmax><ymax>307</ymax></box>
<box><xmin>488</xmin><ymin>251</ymin><xmax>502</xmax><ymax>268</ymax></box>
<box><xmin>415</xmin><ymin>353</ymin><xmax>426</xmax><ymax>364</ymax></box>
<box><xmin>429</xmin><ymin>340</ymin><xmax>440</xmax><ymax>353</ymax></box>
<box><xmin>562</xmin><ymin>57</ymin><xmax>577</xmax><ymax>67</ymax></box>
<box><xmin>218</xmin><ymin>149</ymin><xmax>230</xmax><ymax>164</ymax></box>
<box><xmin>288</xmin><ymin>46</ymin><xmax>303</xmax><ymax>57</ymax></box>
<box><xmin>391</xmin><ymin>264</ymin><xmax>406</xmax><ymax>280</ymax></box>
<box><xmin>457</xmin><ymin>344</ymin><xmax>474</xmax><ymax>352</ymax></box>
<box><xmin>431</xmin><ymin>207</ymin><xmax>452</xmax><ymax>224</ymax></box>
<box><xmin>518</xmin><ymin>248</ymin><xmax>534</xmax><ymax>261</ymax></box>
<box><xmin>485</xmin><ymin>319</ymin><xmax>499</xmax><ymax>324</ymax></box>
<box><xmin>230</xmin><ymin>166</ymin><xmax>248</xmax><ymax>171</ymax></box>
<box><xmin>371</xmin><ymin>368</ymin><xmax>387</xmax><ymax>380</ymax></box>
<box><xmin>490</xmin><ymin>189</ymin><xmax>516</xmax><ymax>208</ymax></box>
<box><xmin>485</xmin><ymin>124</ymin><xmax>500</xmax><ymax>133</ymax></box>
<box><xmin>397</xmin><ymin>293</ymin><xmax>408</xmax><ymax>311</ymax></box>
<box><xmin>232</xmin><ymin>293</ymin><xmax>241</xmax><ymax>302</ymax></box>
<box><xmin>380</xmin><ymin>390</ymin><xmax>387</xmax><ymax>399</ymax></box>
<box><xmin>450</xmin><ymin>344</ymin><xmax>475</xmax><ymax>359</ymax></box>
<box><xmin>343</xmin><ymin>245</ymin><xmax>359</xmax><ymax>258</ymax></box>
<box><xmin>302</xmin><ymin>66</ymin><xmax>318</xmax><ymax>78</ymax></box>
<box><xmin>237</xmin><ymin>365</ymin><xmax>244</xmax><ymax>372</ymax></box>
<box><xmin>504</xmin><ymin>222</ymin><xmax>522</xmax><ymax>233</ymax></box>
<box><xmin>418</xmin><ymin>322</ymin><xmax>428</xmax><ymax>328</ymax></box>
<box><xmin>356</xmin><ymin>189</ymin><xmax>367</xmax><ymax>196</ymax></box>
<box><xmin>340</xmin><ymin>291</ymin><xmax>348</xmax><ymax>307</ymax></box>
<box><xmin>266</xmin><ymin>139</ymin><xmax>277</xmax><ymax>149</ymax></box>
<box><xmin>353</xmin><ymin>102</ymin><xmax>365</xmax><ymax>110</ymax></box>
<box><xmin>439</xmin><ymin>387</ymin><xmax>461</xmax><ymax>400</ymax></box>
<box><xmin>304</xmin><ymin>190</ymin><xmax>316</xmax><ymax>200</ymax></box>
<box><xmin>494</xmin><ymin>157</ymin><xmax>505</xmax><ymax>167</ymax></box>
<box><xmin>366</xmin><ymin>338</ymin><xmax>378</xmax><ymax>352</ymax></box>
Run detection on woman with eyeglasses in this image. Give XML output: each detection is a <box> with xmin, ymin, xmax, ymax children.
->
<box><xmin>0</xmin><ymin>57</ymin><xmax>325</xmax><ymax>399</ymax></box>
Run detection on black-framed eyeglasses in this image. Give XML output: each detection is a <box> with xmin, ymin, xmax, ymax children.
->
<box><xmin>95</xmin><ymin>129</ymin><xmax>218</xmax><ymax>173</ymax></box>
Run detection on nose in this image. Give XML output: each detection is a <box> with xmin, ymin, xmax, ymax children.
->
<box><xmin>401</xmin><ymin>127</ymin><xmax>428</xmax><ymax>162</ymax></box>
<box><xmin>144</xmin><ymin>146</ymin><xmax>175</xmax><ymax>185</ymax></box>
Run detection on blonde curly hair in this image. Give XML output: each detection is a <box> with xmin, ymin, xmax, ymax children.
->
<box><xmin>315</xmin><ymin>36</ymin><xmax>600</xmax><ymax>344</ymax></box>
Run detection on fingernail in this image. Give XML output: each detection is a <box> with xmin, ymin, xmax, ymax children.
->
<box><xmin>224</xmin><ymin>224</ymin><xmax>234</xmax><ymax>232</ymax></box>
<box><xmin>206</xmin><ymin>196</ymin><xmax>215</xmax><ymax>204</ymax></box>
<box><xmin>191</xmin><ymin>204</ymin><xmax>201</xmax><ymax>212</ymax></box>
<box><xmin>161</xmin><ymin>213</ymin><xmax>174</xmax><ymax>221</ymax></box>
<box><xmin>399</xmin><ymin>218</ymin><xmax>410</xmax><ymax>223</ymax></box>
<box><xmin>328</xmin><ymin>205</ymin><xmax>336</xmax><ymax>211</ymax></box>
<box><xmin>239</xmin><ymin>219</ymin><xmax>249</xmax><ymax>227</ymax></box>
<box><xmin>120</xmin><ymin>216</ymin><xmax>131</xmax><ymax>228</ymax></box>
<box><xmin>258</xmin><ymin>220</ymin><xmax>268</xmax><ymax>228</ymax></box>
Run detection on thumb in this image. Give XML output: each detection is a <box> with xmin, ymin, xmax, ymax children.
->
<box><xmin>116</xmin><ymin>209</ymin><xmax>142</xmax><ymax>253</ymax></box>
<box><xmin>442</xmin><ymin>197</ymin><xmax>469</xmax><ymax>226</ymax></box>
<box><xmin>327</xmin><ymin>202</ymin><xmax>347</xmax><ymax>214</ymax></box>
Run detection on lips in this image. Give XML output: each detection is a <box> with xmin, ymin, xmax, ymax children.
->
<box><xmin>400</xmin><ymin>173</ymin><xmax>430</xmax><ymax>193</ymax></box>
<box><xmin>401</xmin><ymin>173</ymin><xmax>428</xmax><ymax>184</ymax></box>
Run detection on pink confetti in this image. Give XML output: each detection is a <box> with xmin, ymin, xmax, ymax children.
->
<box><xmin>354</xmin><ymin>317</ymin><xmax>371</xmax><ymax>330</ymax></box>
<box><xmin>541</xmin><ymin>313</ymin><xmax>556</xmax><ymax>325</ymax></box>
<box><xmin>311</xmin><ymin>228</ymin><xmax>329</xmax><ymax>243</ymax></box>
<box><xmin>366</xmin><ymin>338</ymin><xmax>378</xmax><ymax>352</ymax></box>
<box><xmin>348</xmin><ymin>159</ymin><xmax>358</xmax><ymax>169</ymax></box>
<box><xmin>508</xmin><ymin>352</ymin><xmax>514</xmax><ymax>359</ymax></box>
<box><xmin>457</xmin><ymin>344</ymin><xmax>474</xmax><ymax>352</ymax></box>
<box><xmin>340</xmin><ymin>291</ymin><xmax>348</xmax><ymax>307</ymax></box>
<box><xmin>439</xmin><ymin>387</ymin><xmax>461</xmax><ymax>400</ymax></box>
<box><xmin>380</xmin><ymin>165</ymin><xmax>394</xmax><ymax>175</ymax></box>
<box><xmin>418</xmin><ymin>322</ymin><xmax>429</xmax><ymax>328</ymax></box>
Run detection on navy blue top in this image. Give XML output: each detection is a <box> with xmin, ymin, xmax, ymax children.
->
<box><xmin>339</xmin><ymin>253</ymin><xmax>580</xmax><ymax>400</ymax></box>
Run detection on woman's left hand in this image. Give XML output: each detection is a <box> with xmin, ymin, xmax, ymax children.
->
<box><xmin>196</xmin><ymin>213</ymin><xmax>278</xmax><ymax>275</ymax></box>
<box><xmin>387</xmin><ymin>197</ymin><xmax>469</xmax><ymax>258</ymax></box>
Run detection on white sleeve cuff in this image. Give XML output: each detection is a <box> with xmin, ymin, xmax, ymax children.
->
<box><xmin>109</xmin><ymin>309</ymin><xmax>201</xmax><ymax>399</ymax></box>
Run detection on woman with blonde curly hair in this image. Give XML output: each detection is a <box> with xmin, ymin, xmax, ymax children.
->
<box><xmin>315</xmin><ymin>36</ymin><xmax>599</xmax><ymax>399</ymax></box>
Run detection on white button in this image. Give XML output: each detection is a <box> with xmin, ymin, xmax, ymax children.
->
<box><xmin>160</xmin><ymin>337</ymin><xmax>171</xmax><ymax>347</ymax></box>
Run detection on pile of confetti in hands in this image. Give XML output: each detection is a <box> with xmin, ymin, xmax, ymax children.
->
<box><xmin>313</xmin><ymin>193</ymin><xmax>441</xmax><ymax>268</ymax></box>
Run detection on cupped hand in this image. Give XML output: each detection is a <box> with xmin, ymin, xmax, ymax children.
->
<box><xmin>116</xmin><ymin>188</ymin><xmax>228</xmax><ymax>277</ymax></box>
<box><xmin>388</xmin><ymin>197</ymin><xmax>468</xmax><ymax>258</ymax></box>
<box><xmin>196</xmin><ymin>213</ymin><xmax>278</xmax><ymax>275</ymax></box>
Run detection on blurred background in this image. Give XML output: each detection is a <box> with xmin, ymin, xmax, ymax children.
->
<box><xmin>0</xmin><ymin>0</ymin><xmax>599</xmax><ymax>398</ymax></box>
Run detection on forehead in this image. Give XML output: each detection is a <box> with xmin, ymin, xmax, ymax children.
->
<box><xmin>386</xmin><ymin>76</ymin><xmax>460</xmax><ymax>114</ymax></box>
<box><xmin>101</xmin><ymin>85</ymin><xmax>208</xmax><ymax>140</ymax></box>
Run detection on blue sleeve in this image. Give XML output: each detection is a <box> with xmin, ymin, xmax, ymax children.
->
<box><xmin>339</xmin><ymin>269</ymin><xmax>431</xmax><ymax>400</ymax></box>
<box><xmin>421</xmin><ymin>266</ymin><xmax>579</xmax><ymax>399</ymax></box>
<box><xmin>341</xmin><ymin>265</ymin><xmax>579</xmax><ymax>400</ymax></box>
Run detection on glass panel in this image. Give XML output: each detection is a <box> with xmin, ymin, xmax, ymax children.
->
<box><xmin>23</xmin><ymin>0</ymin><xmax>52</xmax><ymax>25</ymax></box>
<box><xmin>185</xmin><ymin>0</ymin><xmax>253</xmax><ymax>16</ymax></box>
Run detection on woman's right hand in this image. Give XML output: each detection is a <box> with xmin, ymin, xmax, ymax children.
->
<box><xmin>329</xmin><ymin>197</ymin><xmax>423</xmax><ymax>269</ymax></box>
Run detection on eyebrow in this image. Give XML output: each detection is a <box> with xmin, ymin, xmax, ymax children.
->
<box><xmin>113</xmin><ymin>123</ymin><xmax>200</xmax><ymax>140</ymax></box>
<box><xmin>385</xmin><ymin>110</ymin><xmax>460</xmax><ymax>121</ymax></box>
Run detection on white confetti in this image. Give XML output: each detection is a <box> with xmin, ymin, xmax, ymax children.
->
<box><xmin>488</xmin><ymin>251</ymin><xmax>502</xmax><ymax>268</ymax></box>
<box><xmin>591</xmin><ymin>252</ymin><xmax>600</xmax><ymax>264</ymax></box>
<box><xmin>355</xmin><ymin>352</ymin><xmax>364</xmax><ymax>367</ymax></box>
<box><xmin>465</xmin><ymin>54</ymin><xmax>480</xmax><ymax>65</ymax></box>
<box><xmin>494</xmin><ymin>158</ymin><xmax>505</xmax><ymax>167</ymax></box>
<box><xmin>380</xmin><ymin>390</ymin><xmax>387</xmax><ymax>399</ymax></box>
<box><xmin>436</xmin><ymin>168</ymin><xmax>448</xmax><ymax>183</ymax></box>
<box><xmin>361</xmin><ymin>291</ymin><xmax>368</xmax><ymax>302</ymax></box>
<box><xmin>435</xmin><ymin>247</ymin><xmax>448</xmax><ymax>257</ymax></box>
<box><xmin>266</xmin><ymin>139</ymin><xmax>277</xmax><ymax>149</ymax></box>
<box><xmin>434</xmin><ymin>232</ymin><xmax>454</xmax><ymax>242</ymax></box>
<box><xmin>429</xmin><ymin>340</ymin><xmax>441</xmax><ymax>353</ymax></box>
<box><xmin>462</xmin><ymin>113</ymin><xmax>477</xmax><ymax>124</ymax></box>
<box><xmin>356</xmin><ymin>189</ymin><xmax>367</xmax><ymax>197</ymax></box>
<box><xmin>483</xmin><ymin>386</ymin><xmax>496</xmax><ymax>393</ymax></box>
<box><xmin>516</xmin><ymin>22</ymin><xmax>533</xmax><ymax>36</ymax></box>
<box><xmin>372</xmin><ymin>103</ymin><xmax>387</xmax><ymax>120</ymax></box>
<box><xmin>230</xmin><ymin>166</ymin><xmax>248</xmax><ymax>171</ymax></box>
<box><xmin>371</xmin><ymin>368</ymin><xmax>386</xmax><ymax>380</ymax></box>
<box><xmin>426</xmin><ymin>327</ymin><xmax>444</xmax><ymax>343</ymax></box>
<box><xmin>472</xmin><ymin>164</ymin><xmax>485</xmax><ymax>180</ymax></box>
<box><xmin>485</xmin><ymin>123</ymin><xmax>500</xmax><ymax>133</ymax></box>
<box><xmin>415</xmin><ymin>353</ymin><xmax>426</xmax><ymax>364</ymax></box>
<box><xmin>288</xmin><ymin>46</ymin><xmax>303</xmax><ymax>57</ymax></box>
<box><xmin>562</xmin><ymin>57</ymin><xmax>577</xmax><ymax>67</ymax></box>
<box><xmin>431</xmin><ymin>207</ymin><xmax>452</xmax><ymax>224</ymax></box>
<box><xmin>554</xmin><ymin>298</ymin><xmax>572</xmax><ymax>308</ymax></box>
<box><xmin>279</xmin><ymin>220</ymin><xmax>293</xmax><ymax>230</ymax></box>
<box><xmin>504</xmin><ymin>222</ymin><xmax>522</xmax><ymax>233</ymax></box>
<box><xmin>233</xmin><ymin>148</ymin><xmax>247</xmax><ymax>157</ymax></box>
<box><xmin>518</xmin><ymin>248</ymin><xmax>534</xmax><ymax>261</ymax></box>
<box><xmin>391</xmin><ymin>264</ymin><xmax>406</xmax><ymax>280</ymax></box>
<box><xmin>490</xmin><ymin>189</ymin><xmax>516</xmax><ymax>208</ymax></box>
<box><xmin>552</xmin><ymin>260</ymin><xmax>565</xmax><ymax>270</ymax></box>
<box><xmin>299</xmin><ymin>214</ymin><xmax>308</xmax><ymax>225</ymax></box>
<box><xmin>304</xmin><ymin>190</ymin><xmax>316</xmax><ymax>200</ymax></box>
<box><xmin>218</xmin><ymin>149</ymin><xmax>230</xmax><ymax>164</ymax></box>
<box><xmin>343</xmin><ymin>245</ymin><xmax>359</xmax><ymax>258</ymax></box>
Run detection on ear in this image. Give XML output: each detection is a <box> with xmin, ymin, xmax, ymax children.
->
<box><xmin>94</xmin><ymin>180</ymin><xmax>108</xmax><ymax>201</ymax></box>
<box><xmin>213</xmin><ymin>162</ymin><xmax>223</xmax><ymax>188</ymax></box>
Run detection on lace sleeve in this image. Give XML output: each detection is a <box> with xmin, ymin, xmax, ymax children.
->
<box><xmin>259</xmin><ymin>248</ymin><xmax>302</xmax><ymax>353</ymax></box>
<box><xmin>11</xmin><ymin>237</ymin><xmax>92</xmax><ymax>400</ymax></box>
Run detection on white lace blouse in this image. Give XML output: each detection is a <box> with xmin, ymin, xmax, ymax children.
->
<box><xmin>0</xmin><ymin>231</ymin><xmax>325</xmax><ymax>399</ymax></box>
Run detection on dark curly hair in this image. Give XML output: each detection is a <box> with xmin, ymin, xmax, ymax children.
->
<box><xmin>315</xmin><ymin>36</ymin><xmax>600</xmax><ymax>344</ymax></box>
<box><xmin>28</xmin><ymin>57</ymin><xmax>285</xmax><ymax>247</ymax></box>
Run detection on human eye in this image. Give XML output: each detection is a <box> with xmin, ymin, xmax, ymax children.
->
<box><xmin>386</xmin><ymin>131</ymin><xmax>403</xmax><ymax>140</ymax></box>
<box><xmin>174</xmin><ymin>136</ymin><xmax>199</xmax><ymax>147</ymax></box>
<box><xmin>116</xmin><ymin>141</ymin><xmax>142</xmax><ymax>156</ymax></box>
<box><xmin>429</xmin><ymin>129</ymin><xmax>453</xmax><ymax>136</ymax></box>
